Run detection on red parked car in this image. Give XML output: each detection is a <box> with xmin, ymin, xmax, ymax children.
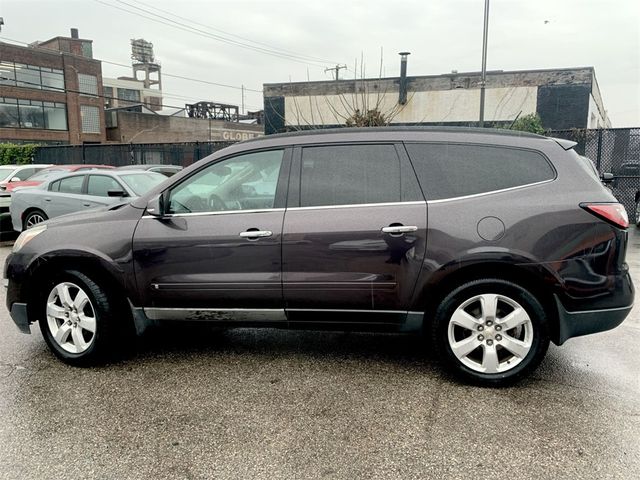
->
<box><xmin>0</xmin><ymin>164</ymin><xmax>114</xmax><ymax>193</ymax></box>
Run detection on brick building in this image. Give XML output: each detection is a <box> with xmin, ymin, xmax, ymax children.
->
<box><xmin>0</xmin><ymin>29</ymin><xmax>106</xmax><ymax>144</ymax></box>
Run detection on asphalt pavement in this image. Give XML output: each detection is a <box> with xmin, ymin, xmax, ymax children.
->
<box><xmin>0</xmin><ymin>232</ymin><xmax>638</xmax><ymax>480</ymax></box>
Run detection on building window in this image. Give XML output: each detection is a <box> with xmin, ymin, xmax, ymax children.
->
<box><xmin>78</xmin><ymin>73</ymin><xmax>98</xmax><ymax>96</ymax></box>
<box><xmin>80</xmin><ymin>105</ymin><xmax>101</xmax><ymax>133</ymax></box>
<box><xmin>0</xmin><ymin>62</ymin><xmax>64</xmax><ymax>91</ymax></box>
<box><xmin>0</xmin><ymin>98</ymin><xmax>19</xmax><ymax>128</ymax></box>
<box><xmin>0</xmin><ymin>97</ymin><xmax>67</xmax><ymax>131</ymax></box>
<box><xmin>117</xmin><ymin>88</ymin><xmax>141</xmax><ymax>103</ymax></box>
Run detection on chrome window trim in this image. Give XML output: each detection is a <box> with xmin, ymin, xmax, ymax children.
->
<box><xmin>286</xmin><ymin>200</ymin><xmax>426</xmax><ymax>211</ymax></box>
<box><xmin>141</xmin><ymin>207</ymin><xmax>286</xmax><ymax>219</ymax></box>
<box><xmin>427</xmin><ymin>178</ymin><xmax>554</xmax><ymax>204</ymax></box>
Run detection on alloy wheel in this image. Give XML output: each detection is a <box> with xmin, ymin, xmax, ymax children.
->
<box><xmin>26</xmin><ymin>213</ymin><xmax>46</xmax><ymax>229</ymax></box>
<box><xmin>447</xmin><ymin>293</ymin><xmax>533</xmax><ymax>374</ymax></box>
<box><xmin>46</xmin><ymin>282</ymin><xmax>97</xmax><ymax>354</ymax></box>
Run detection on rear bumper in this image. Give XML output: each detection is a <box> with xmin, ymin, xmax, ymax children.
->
<box><xmin>554</xmin><ymin>295</ymin><xmax>633</xmax><ymax>345</ymax></box>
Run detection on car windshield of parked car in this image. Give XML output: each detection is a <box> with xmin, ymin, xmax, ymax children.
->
<box><xmin>119</xmin><ymin>172</ymin><xmax>167</xmax><ymax>196</ymax></box>
<box><xmin>0</xmin><ymin>167</ymin><xmax>17</xmax><ymax>181</ymax></box>
<box><xmin>28</xmin><ymin>169</ymin><xmax>66</xmax><ymax>182</ymax></box>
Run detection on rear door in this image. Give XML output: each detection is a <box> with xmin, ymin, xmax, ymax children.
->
<box><xmin>44</xmin><ymin>174</ymin><xmax>88</xmax><ymax>218</ymax></box>
<box><xmin>132</xmin><ymin>148</ymin><xmax>291</xmax><ymax>320</ymax></box>
<box><xmin>282</xmin><ymin>143</ymin><xmax>427</xmax><ymax>326</ymax></box>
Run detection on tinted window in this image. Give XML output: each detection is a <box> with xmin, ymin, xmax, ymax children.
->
<box><xmin>87</xmin><ymin>175</ymin><xmax>123</xmax><ymax>197</ymax></box>
<box><xmin>168</xmin><ymin>150</ymin><xmax>283</xmax><ymax>214</ymax></box>
<box><xmin>57</xmin><ymin>175</ymin><xmax>85</xmax><ymax>194</ymax></box>
<box><xmin>300</xmin><ymin>145</ymin><xmax>400</xmax><ymax>207</ymax></box>
<box><xmin>406</xmin><ymin>143</ymin><xmax>555</xmax><ymax>200</ymax></box>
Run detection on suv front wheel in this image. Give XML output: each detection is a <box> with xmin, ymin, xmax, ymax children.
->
<box><xmin>39</xmin><ymin>270</ymin><xmax>118</xmax><ymax>366</ymax></box>
<box><xmin>432</xmin><ymin>278</ymin><xmax>550</xmax><ymax>387</ymax></box>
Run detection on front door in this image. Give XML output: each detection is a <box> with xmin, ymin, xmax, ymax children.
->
<box><xmin>132</xmin><ymin>148</ymin><xmax>290</xmax><ymax>322</ymax></box>
<box><xmin>282</xmin><ymin>143</ymin><xmax>427</xmax><ymax>325</ymax></box>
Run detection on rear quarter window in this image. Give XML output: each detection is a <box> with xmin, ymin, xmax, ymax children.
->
<box><xmin>406</xmin><ymin>143</ymin><xmax>555</xmax><ymax>200</ymax></box>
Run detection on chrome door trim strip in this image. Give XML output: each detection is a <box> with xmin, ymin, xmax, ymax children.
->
<box><xmin>427</xmin><ymin>179</ymin><xmax>554</xmax><ymax>204</ymax></box>
<box><xmin>285</xmin><ymin>201</ymin><xmax>426</xmax><ymax>212</ymax></box>
<box><xmin>144</xmin><ymin>307</ymin><xmax>287</xmax><ymax>321</ymax></box>
<box><xmin>143</xmin><ymin>307</ymin><xmax>424</xmax><ymax>321</ymax></box>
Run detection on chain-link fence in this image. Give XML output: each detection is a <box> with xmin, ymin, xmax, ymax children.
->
<box><xmin>33</xmin><ymin>141</ymin><xmax>235</xmax><ymax>168</ymax></box>
<box><xmin>548</xmin><ymin>128</ymin><xmax>640</xmax><ymax>222</ymax></box>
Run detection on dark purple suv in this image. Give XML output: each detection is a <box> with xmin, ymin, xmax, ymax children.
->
<box><xmin>4</xmin><ymin>127</ymin><xmax>634</xmax><ymax>386</ymax></box>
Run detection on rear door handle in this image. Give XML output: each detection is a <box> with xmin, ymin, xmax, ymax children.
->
<box><xmin>239</xmin><ymin>229</ymin><xmax>273</xmax><ymax>239</ymax></box>
<box><xmin>82</xmin><ymin>202</ymin><xmax>91</xmax><ymax>207</ymax></box>
<box><xmin>382</xmin><ymin>225</ymin><xmax>418</xmax><ymax>234</ymax></box>
<box><xmin>44</xmin><ymin>197</ymin><xmax>51</xmax><ymax>202</ymax></box>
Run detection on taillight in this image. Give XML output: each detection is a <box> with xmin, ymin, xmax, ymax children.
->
<box><xmin>581</xmin><ymin>203</ymin><xmax>629</xmax><ymax>229</ymax></box>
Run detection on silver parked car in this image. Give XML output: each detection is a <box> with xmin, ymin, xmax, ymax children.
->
<box><xmin>11</xmin><ymin>170</ymin><xmax>167</xmax><ymax>231</ymax></box>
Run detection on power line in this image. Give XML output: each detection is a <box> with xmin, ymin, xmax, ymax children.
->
<box><xmin>0</xmin><ymin>36</ymin><xmax>263</xmax><ymax>93</ymax></box>
<box><xmin>134</xmin><ymin>0</ymin><xmax>341</xmax><ymax>66</ymax></box>
<box><xmin>94</xmin><ymin>0</ymin><xmax>332</xmax><ymax>69</ymax></box>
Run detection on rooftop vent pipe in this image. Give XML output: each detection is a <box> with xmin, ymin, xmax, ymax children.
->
<box><xmin>398</xmin><ymin>52</ymin><xmax>410</xmax><ymax>105</ymax></box>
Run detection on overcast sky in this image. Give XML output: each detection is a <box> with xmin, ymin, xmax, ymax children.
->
<box><xmin>1</xmin><ymin>0</ymin><xmax>638</xmax><ymax>126</ymax></box>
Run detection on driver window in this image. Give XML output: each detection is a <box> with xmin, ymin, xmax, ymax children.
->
<box><xmin>168</xmin><ymin>149</ymin><xmax>284</xmax><ymax>214</ymax></box>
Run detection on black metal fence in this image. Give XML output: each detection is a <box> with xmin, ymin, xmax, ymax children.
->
<box><xmin>33</xmin><ymin>141</ymin><xmax>234</xmax><ymax>168</ymax></box>
<box><xmin>28</xmin><ymin>129</ymin><xmax>640</xmax><ymax>220</ymax></box>
<box><xmin>548</xmin><ymin>128</ymin><xmax>640</xmax><ymax>221</ymax></box>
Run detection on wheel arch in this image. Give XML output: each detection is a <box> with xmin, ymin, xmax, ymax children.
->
<box><xmin>417</xmin><ymin>261</ymin><xmax>562</xmax><ymax>344</ymax></box>
<box><xmin>23</xmin><ymin>250</ymin><xmax>135</xmax><ymax>325</ymax></box>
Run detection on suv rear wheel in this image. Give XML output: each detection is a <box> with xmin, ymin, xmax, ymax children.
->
<box><xmin>39</xmin><ymin>270</ymin><xmax>118</xmax><ymax>366</ymax></box>
<box><xmin>432</xmin><ymin>279</ymin><xmax>550</xmax><ymax>387</ymax></box>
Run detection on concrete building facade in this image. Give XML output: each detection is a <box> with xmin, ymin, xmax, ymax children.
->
<box><xmin>106</xmin><ymin>108</ymin><xmax>263</xmax><ymax>143</ymax></box>
<box><xmin>263</xmin><ymin>67</ymin><xmax>611</xmax><ymax>134</ymax></box>
<box><xmin>0</xmin><ymin>29</ymin><xmax>106</xmax><ymax>144</ymax></box>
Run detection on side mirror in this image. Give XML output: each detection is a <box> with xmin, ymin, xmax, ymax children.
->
<box><xmin>601</xmin><ymin>172</ymin><xmax>614</xmax><ymax>183</ymax></box>
<box><xmin>146</xmin><ymin>194</ymin><xmax>163</xmax><ymax>216</ymax></box>
<box><xmin>107</xmin><ymin>189</ymin><xmax>127</xmax><ymax>197</ymax></box>
<box><xmin>10</xmin><ymin>176</ymin><xmax>21</xmax><ymax>182</ymax></box>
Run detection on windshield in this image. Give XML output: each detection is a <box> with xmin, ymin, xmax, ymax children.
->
<box><xmin>0</xmin><ymin>167</ymin><xmax>17</xmax><ymax>181</ymax></box>
<box><xmin>119</xmin><ymin>172</ymin><xmax>167</xmax><ymax>196</ymax></box>
<box><xmin>28</xmin><ymin>170</ymin><xmax>66</xmax><ymax>181</ymax></box>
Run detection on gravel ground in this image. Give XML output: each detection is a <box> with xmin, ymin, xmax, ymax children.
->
<box><xmin>0</xmin><ymin>231</ymin><xmax>638</xmax><ymax>480</ymax></box>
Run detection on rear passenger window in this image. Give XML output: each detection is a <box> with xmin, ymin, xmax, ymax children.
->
<box><xmin>406</xmin><ymin>143</ymin><xmax>555</xmax><ymax>200</ymax></box>
<box><xmin>57</xmin><ymin>175</ymin><xmax>85</xmax><ymax>194</ymax></box>
<box><xmin>300</xmin><ymin>145</ymin><xmax>401</xmax><ymax>207</ymax></box>
<box><xmin>87</xmin><ymin>175</ymin><xmax>122</xmax><ymax>197</ymax></box>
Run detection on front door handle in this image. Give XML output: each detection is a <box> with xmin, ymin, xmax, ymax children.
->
<box><xmin>382</xmin><ymin>225</ymin><xmax>418</xmax><ymax>235</ymax></box>
<box><xmin>82</xmin><ymin>202</ymin><xmax>91</xmax><ymax>207</ymax></box>
<box><xmin>239</xmin><ymin>229</ymin><xmax>273</xmax><ymax>239</ymax></box>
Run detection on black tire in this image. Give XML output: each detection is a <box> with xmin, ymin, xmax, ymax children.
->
<box><xmin>38</xmin><ymin>270</ymin><xmax>119</xmax><ymax>366</ymax></box>
<box><xmin>432</xmin><ymin>278</ymin><xmax>550</xmax><ymax>387</ymax></box>
<box><xmin>23</xmin><ymin>209</ymin><xmax>48</xmax><ymax>230</ymax></box>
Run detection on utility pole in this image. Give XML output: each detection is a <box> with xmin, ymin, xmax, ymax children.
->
<box><xmin>325</xmin><ymin>64</ymin><xmax>346</xmax><ymax>81</ymax></box>
<box><xmin>241</xmin><ymin>84</ymin><xmax>245</xmax><ymax>116</ymax></box>
<box><xmin>479</xmin><ymin>0</ymin><xmax>490</xmax><ymax>127</ymax></box>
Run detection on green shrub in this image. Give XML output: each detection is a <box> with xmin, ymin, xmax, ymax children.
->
<box><xmin>0</xmin><ymin>143</ymin><xmax>40</xmax><ymax>165</ymax></box>
<box><xmin>495</xmin><ymin>113</ymin><xmax>546</xmax><ymax>135</ymax></box>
